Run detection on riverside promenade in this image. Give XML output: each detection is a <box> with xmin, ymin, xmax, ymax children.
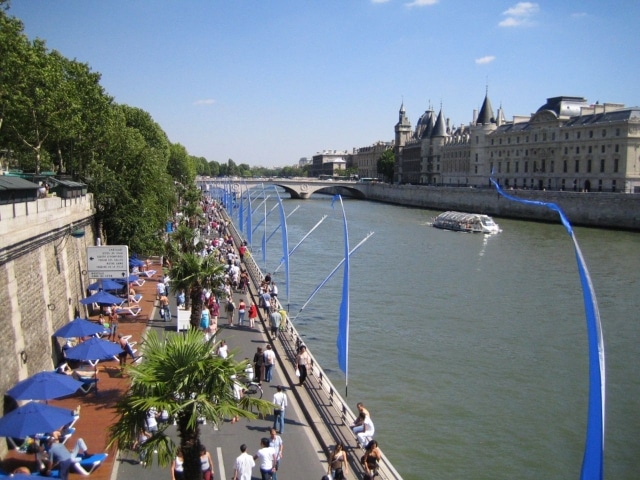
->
<box><xmin>2</xmin><ymin>239</ymin><xmax>402</xmax><ymax>480</ymax></box>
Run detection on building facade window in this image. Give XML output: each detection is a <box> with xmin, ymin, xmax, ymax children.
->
<box><xmin>575</xmin><ymin>160</ymin><xmax>580</xmax><ymax>173</ymax></box>
<box><xmin>614</xmin><ymin>158</ymin><xmax>619</xmax><ymax>173</ymax></box>
<box><xmin>587</xmin><ymin>159</ymin><xmax>592</xmax><ymax>173</ymax></box>
<box><xmin>600</xmin><ymin>159</ymin><xmax>605</xmax><ymax>173</ymax></box>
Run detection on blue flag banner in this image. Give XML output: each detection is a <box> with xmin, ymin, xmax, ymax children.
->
<box><xmin>246</xmin><ymin>185</ymin><xmax>253</xmax><ymax>247</ymax></box>
<box><xmin>333</xmin><ymin>195</ymin><xmax>350</xmax><ymax>381</ymax></box>
<box><xmin>274</xmin><ymin>187</ymin><xmax>290</xmax><ymax>303</ymax></box>
<box><xmin>274</xmin><ymin>215</ymin><xmax>328</xmax><ymax>273</ymax></box>
<box><xmin>238</xmin><ymin>186</ymin><xmax>244</xmax><ymax>234</ymax></box>
<box><xmin>490</xmin><ymin>178</ymin><xmax>605</xmax><ymax>480</ymax></box>
<box><xmin>293</xmin><ymin>232</ymin><xmax>373</xmax><ymax>318</ymax></box>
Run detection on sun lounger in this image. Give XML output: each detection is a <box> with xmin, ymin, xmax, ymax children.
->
<box><xmin>73</xmin><ymin>453</ymin><xmax>109</xmax><ymax>475</ymax></box>
<box><xmin>137</xmin><ymin>269</ymin><xmax>156</xmax><ymax>278</ymax></box>
<box><xmin>128</xmin><ymin>294</ymin><xmax>143</xmax><ymax>304</ymax></box>
<box><xmin>115</xmin><ymin>306</ymin><xmax>142</xmax><ymax>317</ymax></box>
<box><xmin>46</xmin><ymin>453</ymin><xmax>109</xmax><ymax>477</ymax></box>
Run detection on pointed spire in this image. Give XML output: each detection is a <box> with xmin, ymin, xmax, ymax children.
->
<box><xmin>476</xmin><ymin>89</ymin><xmax>495</xmax><ymax>125</ymax></box>
<box><xmin>432</xmin><ymin>108</ymin><xmax>447</xmax><ymax>137</ymax></box>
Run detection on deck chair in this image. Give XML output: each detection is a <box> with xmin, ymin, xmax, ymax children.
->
<box><xmin>128</xmin><ymin>294</ymin><xmax>143</xmax><ymax>304</ymax></box>
<box><xmin>73</xmin><ymin>453</ymin><xmax>109</xmax><ymax>475</ymax></box>
<box><xmin>138</xmin><ymin>269</ymin><xmax>156</xmax><ymax>278</ymax></box>
<box><xmin>133</xmin><ymin>278</ymin><xmax>146</xmax><ymax>287</ymax></box>
<box><xmin>115</xmin><ymin>306</ymin><xmax>142</xmax><ymax>317</ymax></box>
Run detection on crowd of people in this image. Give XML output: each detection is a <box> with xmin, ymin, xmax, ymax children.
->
<box><xmin>165</xmin><ymin>199</ymin><xmax>382</xmax><ymax>480</ymax></box>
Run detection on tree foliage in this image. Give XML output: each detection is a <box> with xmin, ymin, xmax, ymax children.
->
<box><xmin>108</xmin><ymin>330</ymin><xmax>273</xmax><ymax>480</ymax></box>
<box><xmin>377</xmin><ymin>148</ymin><xmax>396</xmax><ymax>182</ymax></box>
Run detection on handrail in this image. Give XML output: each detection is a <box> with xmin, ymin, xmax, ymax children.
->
<box><xmin>220</xmin><ymin>207</ymin><xmax>403</xmax><ymax>480</ymax></box>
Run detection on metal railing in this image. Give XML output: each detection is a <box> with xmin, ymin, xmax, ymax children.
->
<box><xmin>221</xmin><ymin>208</ymin><xmax>403</xmax><ymax>480</ymax></box>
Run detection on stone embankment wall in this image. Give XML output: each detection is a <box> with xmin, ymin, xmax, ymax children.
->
<box><xmin>360</xmin><ymin>184</ymin><xmax>640</xmax><ymax>231</ymax></box>
<box><xmin>0</xmin><ymin>195</ymin><xmax>96</xmax><ymax>455</ymax></box>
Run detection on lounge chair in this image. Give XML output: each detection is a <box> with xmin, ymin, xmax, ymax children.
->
<box><xmin>46</xmin><ymin>453</ymin><xmax>109</xmax><ymax>477</ymax></box>
<box><xmin>137</xmin><ymin>269</ymin><xmax>157</xmax><ymax>278</ymax></box>
<box><xmin>128</xmin><ymin>294</ymin><xmax>143</xmax><ymax>304</ymax></box>
<box><xmin>73</xmin><ymin>453</ymin><xmax>109</xmax><ymax>475</ymax></box>
<box><xmin>132</xmin><ymin>278</ymin><xmax>146</xmax><ymax>287</ymax></box>
<box><xmin>115</xmin><ymin>306</ymin><xmax>142</xmax><ymax>317</ymax></box>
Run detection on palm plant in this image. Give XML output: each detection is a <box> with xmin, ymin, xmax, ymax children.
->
<box><xmin>169</xmin><ymin>252</ymin><xmax>225</xmax><ymax>327</ymax></box>
<box><xmin>108</xmin><ymin>330</ymin><xmax>273</xmax><ymax>480</ymax></box>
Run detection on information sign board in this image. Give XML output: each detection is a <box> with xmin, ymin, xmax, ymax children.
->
<box><xmin>177</xmin><ymin>309</ymin><xmax>191</xmax><ymax>332</ymax></box>
<box><xmin>87</xmin><ymin>245</ymin><xmax>129</xmax><ymax>279</ymax></box>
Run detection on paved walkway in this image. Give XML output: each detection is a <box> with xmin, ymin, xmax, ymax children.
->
<box><xmin>3</xmin><ymin>256</ymin><xmax>331</xmax><ymax>480</ymax></box>
<box><xmin>2</xmin><ymin>261</ymin><xmax>163</xmax><ymax>479</ymax></box>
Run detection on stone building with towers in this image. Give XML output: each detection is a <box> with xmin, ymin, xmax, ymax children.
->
<box><xmin>394</xmin><ymin>91</ymin><xmax>640</xmax><ymax>193</ymax></box>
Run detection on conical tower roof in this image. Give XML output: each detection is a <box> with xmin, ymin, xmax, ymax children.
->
<box><xmin>432</xmin><ymin>108</ymin><xmax>447</xmax><ymax>137</ymax></box>
<box><xmin>476</xmin><ymin>92</ymin><xmax>495</xmax><ymax>125</ymax></box>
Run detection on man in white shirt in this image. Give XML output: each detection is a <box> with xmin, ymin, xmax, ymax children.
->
<box><xmin>357</xmin><ymin>415</ymin><xmax>375</xmax><ymax>448</ymax></box>
<box><xmin>233</xmin><ymin>443</ymin><xmax>254</xmax><ymax>480</ymax></box>
<box><xmin>263</xmin><ymin>344</ymin><xmax>276</xmax><ymax>382</ymax></box>
<box><xmin>272</xmin><ymin>385</ymin><xmax>288</xmax><ymax>433</ymax></box>
<box><xmin>254</xmin><ymin>438</ymin><xmax>277</xmax><ymax>480</ymax></box>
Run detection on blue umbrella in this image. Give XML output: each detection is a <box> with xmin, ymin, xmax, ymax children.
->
<box><xmin>79</xmin><ymin>290</ymin><xmax>124</xmax><ymax>306</ymax></box>
<box><xmin>0</xmin><ymin>402</ymin><xmax>76</xmax><ymax>439</ymax></box>
<box><xmin>87</xmin><ymin>279</ymin><xmax>124</xmax><ymax>291</ymax></box>
<box><xmin>53</xmin><ymin>317</ymin><xmax>106</xmax><ymax>338</ymax></box>
<box><xmin>115</xmin><ymin>274</ymin><xmax>140</xmax><ymax>284</ymax></box>
<box><xmin>7</xmin><ymin>372</ymin><xmax>84</xmax><ymax>401</ymax></box>
<box><xmin>129</xmin><ymin>257</ymin><xmax>144</xmax><ymax>267</ymax></box>
<box><xmin>64</xmin><ymin>337</ymin><xmax>123</xmax><ymax>362</ymax></box>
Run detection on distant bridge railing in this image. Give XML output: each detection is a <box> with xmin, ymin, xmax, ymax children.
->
<box><xmin>197</xmin><ymin>177</ymin><xmax>368</xmax><ymax>200</ymax></box>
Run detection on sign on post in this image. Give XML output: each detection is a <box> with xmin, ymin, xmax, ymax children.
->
<box><xmin>177</xmin><ymin>309</ymin><xmax>191</xmax><ymax>332</ymax></box>
<box><xmin>87</xmin><ymin>245</ymin><xmax>129</xmax><ymax>279</ymax></box>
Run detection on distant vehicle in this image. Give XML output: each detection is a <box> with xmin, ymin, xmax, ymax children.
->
<box><xmin>432</xmin><ymin>211</ymin><xmax>501</xmax><ymax>234</ymax></box>
<box><xmin>358</xmin><ymin>177</ymin><xmax>376</xmax><ymax>184</ymax></box>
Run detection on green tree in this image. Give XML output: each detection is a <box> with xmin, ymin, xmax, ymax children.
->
<box><xmin>169</xmin><ymin>253</ymin><xmax>225</xmax><ymax>328</ymax></box>
<box><xmin>377</xmin><ymin>148</ymin><xmax>395</xmax><ymax>183</ymax></box>
<box><xmin>167</xmin><ymin>143</ymin><xmax>196</xmax><ymax>184</ymax></box>
<box><xmin>108</xmin><ymin>330</ymin><xmax>273</xmax><ymax>480</ymax></box>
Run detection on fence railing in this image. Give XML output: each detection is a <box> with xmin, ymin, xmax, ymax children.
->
<box><xmin>221</xmin><ymin>208</ymin><xmax>403</xmax><ymax>480</ymax></box>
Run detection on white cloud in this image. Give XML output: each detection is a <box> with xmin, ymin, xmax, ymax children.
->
<box><xmin>405</xmin><ymin>0</ymin><xmax>439</xmax><ymax>7</ymax></box>
<box><xmin>571</xmin><ymin>12</ymin><xmax>587</xmax><ymax>18</ymax></box>
<box><xmin>371</xmin><ymin>0</ymin><xmax>390</xmax><ymax>3</ymax></box>
<box><xmin>475</xmin><ymin>55</ymin><xmax>496</xmax><ymax>65</ymax></box>
<box><xmin>193</xmin><ymin>99</ymin><xmax>215</xmax><ymax>106</ymax></box>
<box><xmin>499</xmin><ymin>2</ymin><xmax>539</xmax><ymax>27</ymax></box>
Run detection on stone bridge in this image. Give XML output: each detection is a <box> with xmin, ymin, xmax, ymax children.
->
<box><xmin>196</xmin><ymin>178</ymin><xmax>369</xmax><ymax>199</ymax></box>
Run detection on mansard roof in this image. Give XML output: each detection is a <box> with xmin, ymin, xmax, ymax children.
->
<box><xmin>564</xmin><ymin>108</ymin><xmax>640</xmax><ymax>126</ymax></box>
<box><xmin>536</xmin><ymin>96</ymin><xmax>589</xmax><ymax>117</ymax></box>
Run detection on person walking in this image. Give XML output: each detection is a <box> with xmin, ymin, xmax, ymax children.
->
<box><xmin>200</xmin><ymin>445</ymin><xmax>215</xmax><ymax>480</ymax></box>
<box><xmin>226</xmin><ymin>297</ymin><xmax>236</xmax><ymax>326</ymax></box>
<box><xmin>232</xmin><ymin>444</ymin><xmax>255</xmax><ymax>480</ymax></box>
<box><xmin>254</xmin><ymin>347</ymin><xmax>265</xmax><ymax>383</ymax></box>
<box><xmin>269</xmin><ymin>428</ymin><xmax>283</xmax><ymax>480</ymax></box>
<box><xmin>272</xmin><ymin>385</ymin><xmax>288</xmax><ymax>433</ymax></box>
<box><xmin>296</xmin><ymin>344</ymin><xmax>311</xmax><ymax>385</ymax></box>
<box><xmin>254</xmin><ymin>437</ymin><xmax>277</xmax><ymax>480</ymax></box>
<box><xmin>170</xmin><ymin>447</ymin><xmax>184</xmax><ymax>480</ymax></box>
<box><xmin>263</xmin><ymin>344</ymin><xmax>276</xmax><ymax>382</ymax></box>
<box><xmin>327</xmin><ymin>442</ymin><xmax>348</xmax><ymax>480</ymax></box>
<box><xmin>237</xmin><ymin>299</ymin><xmax>247</xmax><ymax>326</ymax></box>
<box><xmin>248</xmin><ymin>301</ymin><xmax>259</xmax><ymax>328</ymax></box>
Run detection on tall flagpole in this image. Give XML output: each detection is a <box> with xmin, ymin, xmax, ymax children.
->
<box><xmin>334</xmin><ymin>195</ymin><xmax>350</xmax><ymax>396</ymax></box>
<box><xmin>490</xmin><ymin>177</ymin><xmax>605</xmax><ymax>480</ymax></box>
<box><xmin>274</xmin><ymin>186</ymin><xmax>290</xmax><ymax>311</ymax></box>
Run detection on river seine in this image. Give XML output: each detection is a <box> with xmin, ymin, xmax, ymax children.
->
<box><xmin>244</xmin><ymin>193</ymin><xmax>639</xmax><ymax>480</ymax></box>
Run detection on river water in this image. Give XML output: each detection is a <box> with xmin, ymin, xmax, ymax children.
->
<box><xmin>239</xmin><ymin>193</ymin><xmax>639</xmax><ymax>480</ymax></box>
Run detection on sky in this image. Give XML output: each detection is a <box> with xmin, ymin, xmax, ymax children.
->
<box><xmin>7</xmin><ymin>0</ymin><xmax>640</xmax><ymax>168</ymax></box>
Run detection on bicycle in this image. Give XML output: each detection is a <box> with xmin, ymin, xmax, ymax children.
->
<box><xmin>242</xmin><ymin>377</ymin><xmax>263</xmax><ymax>399</ymax></box>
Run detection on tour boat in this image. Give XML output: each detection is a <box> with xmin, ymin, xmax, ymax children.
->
<box><xmin>432</xmin><ymin>211</ymin><xmax>501</xmax><ymax>234</ymax></box>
